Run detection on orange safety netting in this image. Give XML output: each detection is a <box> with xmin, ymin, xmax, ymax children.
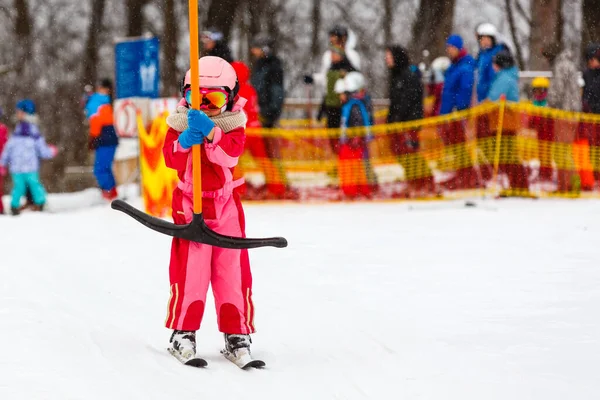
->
<box><xmin>138</xmin><ymin>101</ymin><xmax>600</xmax><ymax>215</ymax></box>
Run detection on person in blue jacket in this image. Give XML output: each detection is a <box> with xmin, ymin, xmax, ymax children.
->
<box><xmin>475</xmin><ymin>23</ymin><xmax>509</xmax><ymax>103</ymax></box>
<box><xmin>84</xmin><ymin>78</ymin><xmax>119</xmax><ymax>200</ymax></box>
<box><xmin>439</xmin><ymin>35</ymin><xmax>479</xmax><ymax>190</ymax></box>
<box><xmin>487</xmin><ymin>51</ymin><xmax>520</xmax><ymax>102</ymax></box>
<box><xmin>440</xmin><ymin>35</ymin><xmax>476</xmax><ymax>115</ymax></box>
<box><xmin>485</xmin><ymin>51</ymin><xmax>530</xmax><ymax>196</ymax></box>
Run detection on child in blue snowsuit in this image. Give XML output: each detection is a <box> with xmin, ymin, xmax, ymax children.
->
<box><xmin>0</xmin><ymin>99</ymin><xmax>57</xmax><ymax>215</ymax></box>
<box><xmin>84</xmin><ymin>78</ymin><xmax>119</xmax><ymax>200</ymax></box>
<box><xmin>335</xmin><ymin>72</ymin><xmax>378</xmax><ymax>198</ymax></box>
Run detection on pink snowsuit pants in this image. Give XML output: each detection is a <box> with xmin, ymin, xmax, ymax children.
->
<box><xmin>165</xmin><ymin>187</ymin><xmax>255</xmax><ymax>334</ymax></box>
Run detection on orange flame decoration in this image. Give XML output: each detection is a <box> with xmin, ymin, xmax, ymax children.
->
<box><xmin>137</xmin><ymin>111</ymin><xmax>179</xmax><ymax>217</ymax></box>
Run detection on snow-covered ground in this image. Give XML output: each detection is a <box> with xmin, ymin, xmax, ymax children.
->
<box><xmin>1</xmin><ymin>193</ymin><xmax>599</xmax><ymax>399</ymax></box>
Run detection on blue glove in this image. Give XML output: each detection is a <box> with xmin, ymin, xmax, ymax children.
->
<box><xmin>178</xmin><ymin>109</ymin><xmax>216</xmax><ymax>149</ymax></box>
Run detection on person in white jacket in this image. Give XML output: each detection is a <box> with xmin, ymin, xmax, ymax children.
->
<box><xmin>305</xmin><ymin>25</ymin><xmax>361</xmax><ymax>111</ymax></box>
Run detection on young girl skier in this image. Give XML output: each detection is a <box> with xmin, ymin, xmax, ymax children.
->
<box><xmin>162</xmin><ymin>56</ymin><xmax>258</xmax><ymax>367</ymax></box>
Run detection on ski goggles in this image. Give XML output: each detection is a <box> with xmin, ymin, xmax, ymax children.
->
<box><xmin>184</xmin><ymin>86</ymin><xmax>229</xmax><ymax>110</ymax></box>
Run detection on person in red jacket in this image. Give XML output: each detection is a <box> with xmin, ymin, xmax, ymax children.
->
<box><xmin>0</xmin><ymin>107</ymin><xmax>7</xmax><ymax>214</ymax></box>
<box><xmin>230</xmin><ymin>61</ymin><xmax>288</xmax><ymax>199</ymax></box>
<box><xmin>162</xmin><ymin>56</ymin><xmax>257</xmax><ymax>366</ymax></box>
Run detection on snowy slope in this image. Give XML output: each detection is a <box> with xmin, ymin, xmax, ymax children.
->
<box><xmin>1</xmin><ymin>196</ymin><xmax>599</xmax><ymax>399</ymax></box>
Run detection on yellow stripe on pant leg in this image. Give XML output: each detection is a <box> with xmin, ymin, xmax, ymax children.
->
<box><xmin>164</xmin><ymin>284</ymin><xmax>174</xmax><ymax>327</ymax></box>
<box><xmin>246</xmin><ymin>288</ymin><xmax>255</xmax><ymax>332</ymax></box>
<box><xmin>166</xmin><ymin>284</ymin><xmax>179</xmax><ymax>329</ymax></box>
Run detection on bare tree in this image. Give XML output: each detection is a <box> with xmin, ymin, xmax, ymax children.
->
<box><xmin>582</xmin><ymin>0</ymin><xmax>600</xmax><ymax>54</ymax></box>
<box><xmin>529</xmin><ymin>0</ymin><xmax>562</xmax><ymax>70</ymax></box>
<box><xmin>82</xmin><ymin>0</ymin><xmax>106</xmax><ymax>86</ymax></box>
<box><xmin>382</xmin><ymin>0</ymin><xmax>393</xmax><ymax>46</ymax></box>
<box><xmin>206</xmin><ymin>0</ymin><xmax>238</xmax><ymax>40</ymax></box>
<box><xmin>161</xmin><ymin>0</ymin><xmax>179</xmax><ymax>97</ymax></box>
<box><xmin>310</xmin><ymin>0</ymin><xmax>322</xmax><ymax>63</ymax></box>
<box><xmin>409</xmin><ymin>0</ymin><xmax>456</xmax><ymax>64</ymax></box>
<box><xmin>14</xmin><ymin>0</ymin><xmax>32</xmax><ymax>78</ymax></box>
<box><xmin>248</xmin><ymin>0</ymin><xmax>264</xmax><ymax>39</ymax></box>
<box><xmin>126</xmin><ymin>0</ymin><xmax>150</xmax><ymax>37</ymax></box>
<box><xmin>505</xmin><ymin>0</ymin><xmax>525</xmax><ymax>69</ymax></box>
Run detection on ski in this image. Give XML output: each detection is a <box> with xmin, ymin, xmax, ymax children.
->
<box><xmin>221</xmin><ymin>349</ymin><xmax>265</xmax><ymax>369</ymax></box>
<box><xmin>167</xmin><ymin>348</ymin><xmax>208</xmax><ymax>368</ymax></box>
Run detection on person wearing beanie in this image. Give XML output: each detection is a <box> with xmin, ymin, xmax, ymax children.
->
<box><xmin>476</xmin><ymin>50</ymin><xmax>519</xmax><ymax>186</ymax></box>
<box><xmin>303</xmin><ymin>24</ymin><xmax>361</xmax><ymax>99</ymax></box>
<box><xmin>483</xmin><ymin>51</ymin><xmax>531</xmax><ymax>196</ymax></box>
<box><xmin>201</xmin><ymin>28</ymin><xmax>233</xmax><ymax>62</ymax></box>
<box><xmin>487</xmin><ymin>50</ymin><xmax>519</xmax><ymax>102</ymax></box>
<box><xmin>438</xmin><ymin>34</ymin><xmax>479</xmax><ymax>190</ymax></box>
<box><xmin>321</xmin><ymin>44</ymin><xmax>357</xmax><ymax>129</ymax></box>
<box><xmin>0</xmin><ymin>99</ymin><xmax>58</xmax><ymax>215</ymax></box>
<box><xmin>250</xmin><ymin>34</ymin><xmax>284</xmax><ymax>129</ymax></box>
<box><xmin>316</xmin><ymin>42</ymin><xmax>358</xmax><ymax>177</ymax></box>
<box><xmin>84</xmin><ymin>78</ymin><xmax>119</xmax><ymax>201</ymax></box>
<box><xmin>440</xmin><ymin>35</ymin><xmax>475</xmax><ymax>114</ymax></box>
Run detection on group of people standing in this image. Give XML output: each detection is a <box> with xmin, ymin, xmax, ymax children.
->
<box><xmin>0</xmin><ymin>79</ymin><xmax>121</xmax><ymax>215</ymax></box>
<box><xmin>406</xmin><ymin>23</ymin><xmax>596</xmax><ymax>196</ymax></box>
<box><xmin>5</xmin><ymin>23</ymin><xmax>599</xmax><ymax>209</ymax></box>
<box><xmin>201</xmin><ymin>28</ymin><xmax>296</xmax><ymax>200</ymax></box>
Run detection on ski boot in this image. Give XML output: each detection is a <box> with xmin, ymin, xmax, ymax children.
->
<box><xmin>10</xmin><ymin>207</ymin><xmax>20</xmax><ymax>216</ymax></box>
<box><xmin>168</xmin><ymin>330</ymin><xmax>197</xmax><ymax>362</ymax></box>
<box><xmin>221</xmin><ymin>334</ymin><xmax>265</xmax><ymax>369</ymax></box>
<box><xmin>102</xmin><ymin>187</ymin><xmax>118</xmax><ymax>201</ymax></box>
<box><xmin>30</xmin><ymin>203</ymin><xmax>45</xmax><ymax>212</ymax></box>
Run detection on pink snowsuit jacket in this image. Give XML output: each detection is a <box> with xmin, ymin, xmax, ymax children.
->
<box><xmin>162</xmin><ymin>100</ymin><xmax>255</xmax><ymax>334</ymax></box>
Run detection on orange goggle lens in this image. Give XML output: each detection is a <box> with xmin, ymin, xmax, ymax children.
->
<box><xmin>185</xmin><ymin>87</ymin><xmax>229</xmax><ymax>110</ymax></box>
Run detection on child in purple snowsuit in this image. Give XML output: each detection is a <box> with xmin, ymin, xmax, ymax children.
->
<box><xmin>0</xmin><ymin>99</ymin><xmax>57</xmax><ymax>215</ymax></box>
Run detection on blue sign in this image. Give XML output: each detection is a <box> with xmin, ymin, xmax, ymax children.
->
<box><xmin>115</xmin><ymin>37</ymin><xmax>160</xmax><ymax>99</ymax></box>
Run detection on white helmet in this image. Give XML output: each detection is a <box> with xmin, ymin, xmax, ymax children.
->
<box><xmin>431</xmin><ymin>56</ymin><xmax>451</xmax><ymax>72</ymax></box>
<box><xmin>477</xmin><ymin>23</ymin><xmax>498</xmax><ymax>38</ymax></box>
<box><xmin>334</xmin><ymin>78</ymin><xmax>346</xmax><ymax>94</ymax></box>
<box><xmin>342</xmin><ymin>72</ymin><xmax>366</xmax><ymax>93</ymax></box>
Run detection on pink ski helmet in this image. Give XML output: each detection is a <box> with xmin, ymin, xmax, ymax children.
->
<box><xmin>182</xmin><ymin>56</ymin><xmax>239</xmax><ymax>110</ymax></box>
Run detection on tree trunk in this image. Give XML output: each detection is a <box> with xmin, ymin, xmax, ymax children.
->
<box><xmin>383</xmin><ymin>0</ymin><xmax>393</xmax><ymax>46</ymax></box>
<box><xmin>247</xmin><ymin>0</ymin><xmax>268</xmax><ymax>61</ymax></box>
<box><xmin>310</xmin><ymin>0</ymin><xmax>321</xmax><ymax>63</ymax></box>
<box><xmin>529</xmin><ymin>0</ymin><xmax>562</xmax><ymax>70</ymax></box>
<box><xmin>409</xmin><ymin>0</ymin><xmax>456</xmax><ymax>64</ymax></box>
<box><xmin>82</xmin><ymin>0</ymin><xmax>106</xmax><ymax>86</ymax></box>
<box><xmin>248</xmin><ymin>0</ymin><xmax>263</xmax><ymax>39</ymax></box>
<box><xmin>161</xmin><ymin>0</ymin><xmax>179</xmax><ymax>97</ymax></box>
<box><xmin>14</xmin><ymin>0</ymin><xmax>32</xmax><ymax>78</ymax></box>
<box><xmin>126</xmin><ymin>0</ymin><xmax>149</xmax><ymax>37</ymax></box>
<box><xmin>582</xmin><ymin>0</ymin><xmax>600</xmax><ymax>52</ymax></box>
<box><xmin>206</xmin><ymin>0</ymin><xmax>238</xmax><ymax>40</ymax></box>
<box><xmin>505</xmin><ymin>0</ymin><xmax>525</xmax><ymax>70</ymax></box>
